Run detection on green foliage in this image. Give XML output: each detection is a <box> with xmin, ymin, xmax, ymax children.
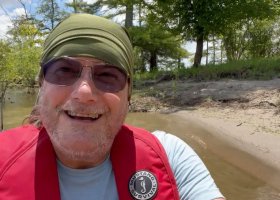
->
<box><xmin>134</xmin><ymin>57</ymin><xmax>280</xmax><ymax>81</ymax></box>
<box><xmin>223</xmin><ymin>18</ymin><xmax>278</xmax><ymax>61</ymax></box>
<box><xmin>129</xmin><ymin>17</ymin><xmax>188</xmax><ymax>72</ymax></box>
<box><xmin>190</xmin><ymin>58</ymin><xmax>280</xmax><ymax>80</ymax></box>
<box><xmin>1</xmin><ymin>0</ymin><xmax>279</xmax><ymax>86</ymax></box>
<box><xmin>0</xmin><ymin>40</ymin><xmax>14</xmax><ymax>89</ymax></box>
<box><xmin>5</xmin><ymin>17</ymin><xmax>43</xmax><ymax>88</ymax></box>
<box><xmin>156</xmin><ymin>0</ymin><xmax>277</xmax><ymax>38</ymax></box>
<box><xmin>130</xmin><ymin>25</ymin><xmax>184</xmax><ymax>58</ymax></box>
<box><xmin>7</xmin><ymin>17</ymin><xmax>41</xmax><ymax>45</ymax></box>
<box><xmin>247</xmin><ymin>20</ymin><xmax>274</xmax><ymax>58</ymax></box>
<box><xmin>134</xmin><ymin>70</ymin><xmax>170</xmax><ymax>80</ymax></box>
<box><xmin>154</xmin><ymin>0</ymin><xmax>278</xmax><ymax>66</ymax></box>
<box><xmin>66</xmin><ymin>0</ymin><xmax>103</xmax><ymax>14</ymax></box>
<box><xmin>7</xmin><ymin>45</ymin><xmax>42</xmax><ymax>87</ymax></box>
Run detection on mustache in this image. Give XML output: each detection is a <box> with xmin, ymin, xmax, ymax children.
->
<box><xmin>58</xmin><ymin>102</ymin><xmax>109</xmax><ymax>114</ymax></box>
<box><xmin>36</xmin><ymin>97</ymin><xmax>109</xmax><ymax>116</ymax></box>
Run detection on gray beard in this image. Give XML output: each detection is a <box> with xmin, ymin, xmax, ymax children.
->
<box><xmin>37</xmin><ymin>93</ymin><xmax>127</xmax><ymax>166</ymax></box>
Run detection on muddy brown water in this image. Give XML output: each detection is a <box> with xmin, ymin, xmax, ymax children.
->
<box><xmin>2</xmin><ymin>89</ymin><xmax>280</xmax><ymax>200</ymax></box>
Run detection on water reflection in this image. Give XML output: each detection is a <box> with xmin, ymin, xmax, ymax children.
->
<box><xmin>2</xmin><ymin>89</ymin><xmax>280</xmax><ymax>200</ymax></box>
<box><xmin>3</xmin><ymin>88</ymin><xmax>37</xmax><ymax>129</ymax></box>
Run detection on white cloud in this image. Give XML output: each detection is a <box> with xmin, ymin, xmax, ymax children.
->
<box><xmin>83</xmin><ymin>0</ymin><xmax>98</xmax><ymax>3</ymax></box>
<box><xmin>65</xmin><ymin>0</ymin><xmax>98</xmax><ymax>3</ymax></box>
<box><xmin>11</xmin><ymin>7</ymin><xmax>26</xmax><ymax>17</ymax></box>
<box><xmin>0</xmin><ymin>0</ymin><xmax>30</xmax><ymax>11</ymax></box>
<box><xmin>0</xmin><ymin>7</ymin><xmax>28</xmax><ymax>38</ymax></box>
<box><xmin>0</xmin><ymin>15</ymin><xmax>12</xmax><ymax>38</ymax></box>
<box><xmin>65</xmin><ymin>0</ymin><xmax>97</xmax><ymax>3</ymax></box>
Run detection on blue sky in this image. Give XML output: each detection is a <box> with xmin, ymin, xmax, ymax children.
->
<box><xmin>0</xmin><ymin>0</ymin><xmax>119</xmax><ymax>38</ymax></box>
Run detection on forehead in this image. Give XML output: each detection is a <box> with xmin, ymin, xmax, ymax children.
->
<box><xmin>69</xmin><ymin>56</ymin><xmax>106</xmax><ymax>65</ymax></box>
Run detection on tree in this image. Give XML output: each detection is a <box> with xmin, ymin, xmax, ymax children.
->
<box><xmin>6</xmin><ymin>16</ymin><xmax>43</xmax><ymax>88</ymax></box>
<box><xmin>271</xmin><ymin>17</ymin><xmax>280</xmax><ymax>56</ymax></box>
<box><xmin>102</xmin><ymin>1</ymin><xmax>188</xmax><ymax>71</ymax></box>
<box><xmin>37</xmin><ymin>0</ymin><xmax>68</xmax><ymax>31</ymax></box>
<box><xmin>66</xmin><ymin>0</ymin><xmax>103</xmax><ymax>14</ymax></box>
<box><xmin>223</xmin><ymin>18</ymin><xmax>276</xmax><ymax>60</ymax></box>
<box><xmin>0</xmin><ymin>40</ymin><xmax>13</xmax><ymax>131</ymax></box>
<box><xmin>130</xmin><ymin>17</ymin><xmax>188</xmax><ymax>71</ymax></box>
<box><xmin>247</xmin><ymin>19</ymin><xmax>274</xmax><ymax>58</ymax></box>
<box><xmin>155</xmin><ymin>0</ymin><xmax>278</xmax><ymax>67</ymax></box>
<box><xmin>101</xmin><ymin>0</ymin><xmax>139</xmax><ymax>28</ymax></box>
<box><xmin>0</xmin><ymin>1</ymin><xmax>43</xmax><ymax>130</ymax></box>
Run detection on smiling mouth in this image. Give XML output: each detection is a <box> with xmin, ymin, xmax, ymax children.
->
<box><xmin>65</xmin><ymin>110</ymin><xmax>102</xmax><ymax>121</ymax></box>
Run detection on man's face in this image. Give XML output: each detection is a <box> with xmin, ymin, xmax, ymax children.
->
<box><xmin>38</xmin><ymin>56</ymin><xmax>129</xmax><ymax>168</ymax></box>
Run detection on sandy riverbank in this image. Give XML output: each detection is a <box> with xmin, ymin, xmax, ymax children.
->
<box><xmin>171</xmin><ymin>110</ymin><xmax>280</xmax><ymax>190</ymax></box>
<box><xmin>130</xmin><ymin>78</ymin><xmax>280</xmax><ymax>188</ymax></box>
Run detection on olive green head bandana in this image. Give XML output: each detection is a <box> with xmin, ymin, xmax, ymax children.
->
<box><xmin>40</xmin><ymin>13</ymin><xmax>134</xmax><ymax>97</ymax></box>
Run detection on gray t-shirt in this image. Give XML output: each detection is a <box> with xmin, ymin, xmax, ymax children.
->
<box><xmin>57</xmin><ymin>131</ymin><xmax>224</xmax><ymax>200</ymax></box>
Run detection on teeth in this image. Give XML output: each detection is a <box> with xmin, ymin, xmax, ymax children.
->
<box><xmin>67</xmin><ymin>111</ymin><xmax>99</xmax><ymax>119</ymax></box>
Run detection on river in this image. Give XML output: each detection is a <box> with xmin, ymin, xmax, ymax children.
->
<box><xmin>2</xmin><ymin>88</ymin><xmax>280</xmax><ymax>200</ymax></box>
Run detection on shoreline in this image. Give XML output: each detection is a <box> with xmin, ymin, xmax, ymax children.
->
<box><xmin>130</xmin><ymin>78</ymin><xmax>280</xmax><ymax>190</ymax></box>
<box><xmin>171</xmin><ymin>110</ymin><xmax>280</xmax><ymax>190</ymax></box>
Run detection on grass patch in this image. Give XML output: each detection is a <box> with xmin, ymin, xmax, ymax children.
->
<box><xmin>134</xmin><ymin>57</ymin><xmax>280</xmax><ymax>82</ymax></box>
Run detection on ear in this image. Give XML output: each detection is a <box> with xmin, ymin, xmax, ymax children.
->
<box><xmin>35</xmin><ymin>88</ymin><xmax>41</xmax><ymax>104</ymax></box>
<box><xmin>127</xmin><ymin>78</ymin><xmax>131</xmax><ymax>101</ymax></box>
<box><xmin>37</xmin><ymin>69</ymin><xmax>44</xmax><ymax>87</ymax></box>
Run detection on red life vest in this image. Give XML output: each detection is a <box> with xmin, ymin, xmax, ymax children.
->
<box><xmin>0</xmin><ymin>125</ymin><xmax>179</xmax><ymax>200</ymax></box>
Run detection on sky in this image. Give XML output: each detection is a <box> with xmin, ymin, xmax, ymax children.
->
<box><xmin>0</xmin><ymin>0</ymin><xmax>198</xmax><ymax>66</ymax></box>
<box><xmin>0</xmin><ymin>0</ymin><xmax>127</xmax><ymax>38</ymax></box>
<box><xmin>0</xmin><ymin>0</ymin><xmax>28</xmax><ymax>38</ymax></box>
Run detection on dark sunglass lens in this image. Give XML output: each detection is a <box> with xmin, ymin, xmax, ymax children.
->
<box><xmin>43</xmin><ymin>58</ymin><xmax>81</xmax><ymax>85</ymax></box>
<box><xmin>93</xmin><ymin>65</ymin><xmax>127</xmax><ymax>92</ymax></box>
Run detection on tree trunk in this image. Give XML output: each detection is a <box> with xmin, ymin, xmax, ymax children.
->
<box><xmin>149</xmin><ymin>51</ymin><xmax>157</xmax><ymax>72</ymax></box>
<box><xmin>193</xmin><ymin>34</ymin><xmax>204</xmax><ymax>67</ymax></box>
<box><xmin>138</xmin><ymin>2</ymin><xmax>142</xmax><ymax>27</ymax></box>
<box><xmin>220</xmin><ymin>40</ymin><xmax>223</xmax><ymax>63</ymax></box>
<box><xmin>125</xmin><ymin>3</ymin><xmax>133</xmax><ymax>28</ymax></box>
<box><xmin>140</xmin><ymin>50</ymin><xmax>146</xmax><ymax>72</ymax></box>
<box><xmin>0</xmin><ymin>82</ymin><xmax>8</xmax><ymax>131</ymax></box>
<box><xmin>213</xmin><ymin>35</ymin><xmax>216</xmax><ymax>65</ymax></box>
<box><xmin>72</xmin><ymin>0</ymin><xmax>78</xmax><ymax>13</ymax></box>
<box><xmin>177</xmin><ymin>58</ymin><xmax>181</xmax><ymax>69</ymax></box>
<box><xmin>51</xmin><ymin>0</ymin><xmax>55</xmax><ymax>29</ymax></box>
<box><xmin>206</xmin><ymin>39</ymin><xmax>209</xmax><ymax>65</ymax></box>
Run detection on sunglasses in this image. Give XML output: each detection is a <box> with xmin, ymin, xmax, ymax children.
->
<box><xmin>41</xmin><ymin>56</ymin><xmax>129</xmax><ymax>93</ymax></box>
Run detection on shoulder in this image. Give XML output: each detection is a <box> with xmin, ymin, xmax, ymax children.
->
<box><xmin>152</xmin><ymin>130</ymin><xmax>199</xmax><ymax>172</ymax></box>
<box><xmin>0</xmin><ymin>125</ymin><xmax>41</xmax><ymax>167</ymax></box>
<box><xmin>0</xmin><ymin>125</ymin><xmax>40</xmax><ymax>146</ymax></box>
<box><xmin>152</xmin><ymin>130</ymin><xmax>225</xmax><ymax>200</ymax></box>
<box><xmin>152</xmin><ymin>130</ymin><xmax>196</xmax><ymax>157</ymax></box>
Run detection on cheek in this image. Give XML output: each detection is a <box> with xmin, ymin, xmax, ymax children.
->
<box><xmin>103</xmin><ymin>93</ymin><xmax>128</xmax><ymax>110</ymax></box>
<box><xmin>103</xmin><ymin>93</ymin><xmax>124</xmax><ymax>109</ymax></box>
<box><xmin>102</xmin><ymin>84</ymin><xmax>129</xmax><ymax>112</ymax></box>
<box><xmin>40</xmin><ymin>83</ymin><xmax>70</xmax><ymax>107</ymax></box>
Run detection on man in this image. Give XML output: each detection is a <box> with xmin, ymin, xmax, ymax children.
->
<box><xmin>0</xmin><ymin>14</ymin><xmax>225</xmax><ymax>200</ymax></box>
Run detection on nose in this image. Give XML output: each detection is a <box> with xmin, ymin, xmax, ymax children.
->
<box><xmin>71</xmin><ymin>67</ymin><xmax>99</xmax><ymax>103</ymax></box>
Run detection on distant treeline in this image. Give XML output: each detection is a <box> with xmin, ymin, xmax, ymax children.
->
<box><xmin>134</xmin><ymin>57</ymin><xmax>280</xmax><ymax>82</ymax></box>
<box><xmin>1</xmin><ymin>0</ymin><xmax>280</xmax><ymax>91</ymax></box>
